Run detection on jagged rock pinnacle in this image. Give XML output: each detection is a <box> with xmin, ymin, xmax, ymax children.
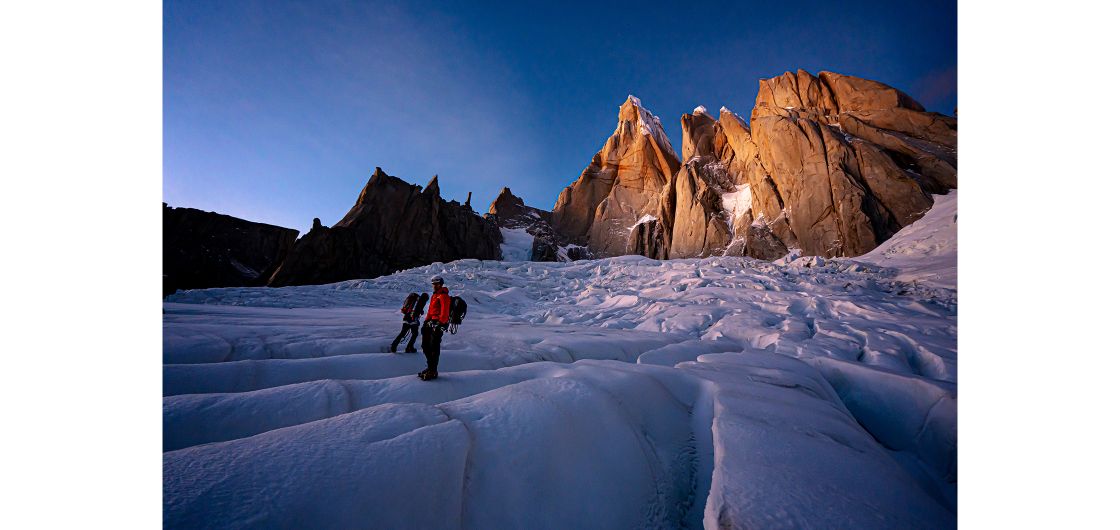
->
<box><xmin>551</xmin><ymin>94</ymin><xmax>681</xmax><ymax>256</ymax></box>
<box><xmin>423</xmin><ymin>175</ymin><xmax>440</xmax><ymax>196</ymax></box>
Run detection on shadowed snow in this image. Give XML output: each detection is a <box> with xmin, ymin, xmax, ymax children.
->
<box><xmin>164</xmin><ymin>209</ymin><xmax>957</xmax><ymax>528</ymax></box>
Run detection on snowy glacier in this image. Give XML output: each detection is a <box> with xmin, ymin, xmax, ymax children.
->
<box><xmin>163</xmin><ymin>193</ymin><xmax>958</xmax><ymax>528</ymax></box>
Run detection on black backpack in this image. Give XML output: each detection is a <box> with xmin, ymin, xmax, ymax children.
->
<box><xmin>402</xmin><ymin>293</ymin><xmax>419</xmax><ymax>313</ymax></box>
<box><xmin>402</xmin><ymin>292</ymin><xmax>428</xmax><ymax>321</ymax></box>
<box><xmin>448</xmin><ymin>296</ymin><xmax>468</xmax><ymax>333</ymax></box>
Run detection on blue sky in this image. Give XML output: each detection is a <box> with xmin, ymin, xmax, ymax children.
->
<box><xmin>165</xmin><ymin>0</ymin><xmax>956</xmax><ymax>232</ymax></box>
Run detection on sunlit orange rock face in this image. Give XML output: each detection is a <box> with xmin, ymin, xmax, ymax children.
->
<box><xmin>552</xmin><ymin>70</ymin><xmax>956</xmax><ymax>259</ymax></box>
<box><xmin>551</xmin><ymin>95</ymin><xmax>681</xmax><ymax>257</ymax></box>
<box><xmin>745</xmin><ymin>70</ymin><xmax>955</xmax><ymax>257</ymax></box>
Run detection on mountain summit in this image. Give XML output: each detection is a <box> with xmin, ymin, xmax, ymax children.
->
<box><xmin>164</xmin><ymin>69</ymin><xmax>957</xmax><ymax>291</ymax></box>
<box><xmin>268</xmin><ymin>168</ymin><xmax>501</xmax><ymax>286</ymax></box>
<box><xmin>551</xmin><ymin>69</ymin><xmax>956</xmax><ymax>260</ymax></box>
<box><xmin>551</xmin><ymin>95</ymin><xmax>682</xmax><ymax>256</ymax></box>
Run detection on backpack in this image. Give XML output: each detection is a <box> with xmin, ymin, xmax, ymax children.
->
<box><xmin>401</xmin><ymin>293</ymin><xmax>419</xmax><ymax>314</ymax></box>
<box><xmin>401</xmin><ymin>292</ymin><xmax>428</xmax><ymax>321</ymax></box>
<box><xmin>448</xmin><ymin>296</ymin><xmax>468</xmax><ymax>333</ymax></box>
<box><xmin>413</xmin><ymin>293</ymin><xmax>429</xmax><ymax>320</ymax></box>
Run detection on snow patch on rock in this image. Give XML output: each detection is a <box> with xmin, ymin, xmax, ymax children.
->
<box><xmin>629</xmin><ymin>213</ymin><xmax>658</xmax><ymax>231</ymax></box>
<box><xmin>499</xmin><ymin>227</ymin><xmax>535</xmax><ymax>261</ymax></box>
<box><xmin>622</xmin><ymin>94</ymin><xmax>675</xmax><ymax>157</ymax></box>
<box><xmin>720</xmin><ymin>184</ymin><xmax>752</xmax><ymax>228</ymax></box>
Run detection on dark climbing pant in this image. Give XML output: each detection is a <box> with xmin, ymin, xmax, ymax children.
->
<box><xmin>421</xmin><ymin>323</ymin><xmax>443</xmax><ymax>372</ymax></box>
<box><xmin>391</xmin><ymin>322</ymin><xmax>419</xmax><ymax>352</ymax></box>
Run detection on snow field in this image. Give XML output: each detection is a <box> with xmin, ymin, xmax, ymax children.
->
<box><xmin>164</xmin><ymin>200</ymin><xmax>957</xmax><ymax>527</ymax></box>
<box><xmin>164</xmin><ymin>347</ymin><xmax>685</xmax><ymax>452</ymax></box>
<box><xmin>166</xmin><ymin>361</ymin><xmax>710</xmax><ymax>529</ymax></box>
<box><xmin>163</xmin><ymin>308</ymin><xmax>685</xmax><ymax>395</ymax></box>
<box><xmin>684</xmin><ymin>352</ymin><xmax>951</xmax><ymax>528</ymax></box>
<box><xmin>810</xmin><ymin>356</ymin><xmax>957</xmax><ymax>508</ymax></box>
<box><xmin>163</xmin><ymin>350</ymin><xmax>954</xmax><ymax>529</ymax></box>
<box><xmin>858</xmin><ymin>190</ymin><xmax>957</xmax><ymax>289</ymax></box>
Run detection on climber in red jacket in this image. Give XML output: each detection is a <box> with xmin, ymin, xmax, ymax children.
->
<box><xmin>419</xmin><ymin>276</ymin><xmax>451</xmax><ymax>381</ymax></box>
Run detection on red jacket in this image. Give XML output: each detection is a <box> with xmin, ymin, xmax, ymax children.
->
<box><xmin>426</xmin><ymin>286</ymin><xmax>450</xmax><ymax>324</ymax></box>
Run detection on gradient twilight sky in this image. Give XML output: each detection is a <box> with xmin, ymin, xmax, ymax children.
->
<box><xmin>165</xmin><ymin>0</ymin><xmax>957</xmax><ymax>233</ymax></box>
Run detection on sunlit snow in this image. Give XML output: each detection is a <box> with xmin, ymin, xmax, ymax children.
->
<box><xmin>720</xmin><ymin>184</ymin><xmax>753</xmax><ymax>226</ymax></box>
<box><xmin>622</xmin><ymin>94</ymin><xmax>675</xmax><ymax>156</ymax></box>
<box><xmin>629</xmin><ymin>213</ymin><xmax>658</xmax><ymax>230</ymax></box>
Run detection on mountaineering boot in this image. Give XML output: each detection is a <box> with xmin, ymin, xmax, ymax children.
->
<box><xmin>420</xmin><ymin>370</ymin><xmax>438</xmax><ymax>381</ymax></box>
<box><xmin>418</xmin><ymin>369</ymin><xmax>429</xmax><ymax>379</ymax></box>
<box><xmin>405</xmin><ymin>347</ymin><xmax>417</xmax><ymax>353</ymax></box>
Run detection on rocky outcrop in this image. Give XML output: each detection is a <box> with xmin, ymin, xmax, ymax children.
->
<box><xmin>625</xmin><ymin>218</ymin><xmax>668</xmax><ymax>258</ymax></box>
<box><xmin>487</xmin><ymin>186</ymin><xmax>552</xmax><ymax>232</ymax></box>
<box><xmin>661</xmin><ymin>108</ymin><xmax>737</xmax><ymax>259</ymax></box>
<box><xmin>267</xmin><ymin>168</ymin><xmax>501</xmax><ymax>286</ymax></box>
<box><xmin>484</xmin><ymin>187</ymin><xmax>581</xmax><ymax>262</ymax></box>
<box><xmin>555</xmin><ymin>70</ymin><xmax>956</xmax><ymax>260</ymax></box>
<box><xmin>744</xmin><ymin>69</ymin><xmax>954</xmax><ymax>256</ymax></box>
<box><xmin>631</xmin><ymin>106</ymin><xmax>789</xmax><ymax>261</ymax></box>
<box><xmin>551</xmin><ymin>96</ymin><xmax>681</xmax><ymax>257</ymax></box>
<box><xmin>163</xmin><ymin>204</ymin><xmax>298</xmax><ymax>296</ymax></box>
<box><xmin>724</xmin><ymin>218</ymin><xmax>790</xmax><ymax>260</ymax></box>
<box><xmin>715</xmin><ymin>107</ymin><xmax>796</xmax><ymax>249</ymax></box>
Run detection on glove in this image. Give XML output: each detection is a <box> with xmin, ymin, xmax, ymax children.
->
<box><xmin>440</xmin><ymin>322</ymin><xmax>449</xmax><ymax>332</ymax></box>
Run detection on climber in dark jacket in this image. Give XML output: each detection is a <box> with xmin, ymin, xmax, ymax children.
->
<box><xmin>390</xmin><ymin>292</ymin><xmax>428</xmax><ymax>353</ymax></box>
<box><xmin>419</xmin><ymin>276</ymin><xmax>451</xmax><ymax>381</ymax></box>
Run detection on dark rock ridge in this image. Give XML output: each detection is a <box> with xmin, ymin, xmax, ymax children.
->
<box><xmin>163</xmin><ymin>204</ymin><xmax>298</xmax><ymax>296</ymax></box>
<box><xmin>486</xmin><ymin>186</ymin><xmax>553</xmax><ymax>232</ymax></box>
<box><xmin>267</xmin><ymin>168</ymin><xmax>502</xmax><ymax>287</ymax></box>
<box><xmin>550</xmin><ymin>70</ymin><xmax>957</xmax><ymax>260</ymax></box>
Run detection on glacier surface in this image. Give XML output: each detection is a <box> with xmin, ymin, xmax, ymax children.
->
<box><xmin>163</xmin><ymin>192</ymin><xmax>958</xmax><ymax>528</ymax></box>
